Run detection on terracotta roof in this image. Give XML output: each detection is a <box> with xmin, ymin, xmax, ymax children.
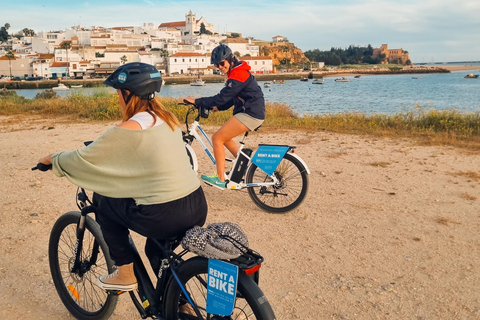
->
<box><xmin>159</xmin><ymin>21</ymin><xmax>186</xmax><ymax>28</ymax></box>
<box><xmin>224</xmin><ymin>38</ymin><xmax>248</xmax><ymax>44</ymax></box>
<box><xmin>51</xmin><ymin>62</ymin><xmax>69</xmax><ymax>67</ymax></box>
<box><xmin>39</xmin><ymin>54</ymin><xmax>54</xmax><ymax>59</ymax></box>
<box><xmin>170</xmin><ymin>52</ymin><xmax>206</xmax><ymax>57</ymax></box>
<box><xmin>241</xmin><ymin>56</ymin><xmax>272</xmax><ymax>61</ymax></box>
<box><xmin>0</xmin><ymin>55</ymin><xmax>17</xmax><ymax>60</ymax></box>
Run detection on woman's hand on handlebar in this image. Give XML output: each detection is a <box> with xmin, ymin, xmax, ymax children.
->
<box><xmin>32</xmin><ymin>154</ymin><xmax>53</xmax><ymax>171</ymax></box>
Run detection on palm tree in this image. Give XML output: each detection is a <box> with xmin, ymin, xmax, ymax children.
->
<box><xmin>5</xmin><ymin>50</ymin><xmax>15</xmax><ymax>78</ymax></box>
<box><xmin>120</xmin><ymin>55</ymin><xmax>127</xmax><ymax>65</ymax></box>
<box><xmin>60</xmin><ymin>42</ymin><xmax>71</xmax><ymax>78</ymax></box>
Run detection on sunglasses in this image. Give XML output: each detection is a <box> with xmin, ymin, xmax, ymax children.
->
<box><xmin>215</xmin><ymin>61</ymin><xmax>226</xmax><ymax>68</ymax></box>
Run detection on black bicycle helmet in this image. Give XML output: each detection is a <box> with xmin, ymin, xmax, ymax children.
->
<box><xmin>104</xmin><ymin>62</ymin><xmax>162</xmax><ymax>100</ymax></box>
<box><xmin>211</xmin><ymin>44</ymin><xmax>233</xmax><ymax>65</ymax></box>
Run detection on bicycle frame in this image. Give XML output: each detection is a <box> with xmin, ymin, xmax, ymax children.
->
<box><xmin>182</xmin><ymin>106</ymin><xmax>310</xmax><ymax>191</ymax></box>
<box><xmin>71</xmin><ymin>188</ymin><xmax>203</xmax><ymax>319</ymax></box>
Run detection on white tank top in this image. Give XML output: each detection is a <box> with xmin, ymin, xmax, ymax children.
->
<box><xmin>129</xmin><ymin>112</ymin><xmax>165</xmax><ymax>129</ymax></box>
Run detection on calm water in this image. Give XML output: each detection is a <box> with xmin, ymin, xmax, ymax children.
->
<box><xmin>13</xmin><ymin>69</ymin><xmax>480</xmax><ymax>115</ymax></box>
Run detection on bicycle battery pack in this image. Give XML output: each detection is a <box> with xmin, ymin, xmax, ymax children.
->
<box><xmin>230</xmin><ymin>148</ymin><xmax>252</xmax><ymax>183</ymax></box>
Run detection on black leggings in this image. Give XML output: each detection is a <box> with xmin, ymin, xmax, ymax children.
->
<box><xmin>93</xmin><ymin>187</ymin><xmax>208</xmax><ymax>266</ymax></box>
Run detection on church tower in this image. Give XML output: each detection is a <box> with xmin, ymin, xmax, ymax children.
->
<box><xmin>185</xmin><ymin>10</ymin><xmax>196</xmax><ymax>36</ymax></box>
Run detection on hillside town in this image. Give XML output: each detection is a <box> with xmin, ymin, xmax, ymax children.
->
<box><xmin>0</xmin><ymin>11</ymin><xmax>279</xmax><ymax>80</ymax></box>
<box><xmin>0</xmin><ymin>11</ymin><xmax>414</xmax><ymax>81</ymax></box>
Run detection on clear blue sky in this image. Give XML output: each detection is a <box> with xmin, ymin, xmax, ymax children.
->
<box><xmin>3</xmin><ymin>0</ymin><xmax>480</xmax><ymax>63</ymax></box>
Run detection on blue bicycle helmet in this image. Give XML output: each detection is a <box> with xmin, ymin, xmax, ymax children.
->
<box><xmin>104</xmin><ymin>62</ymin><xmax>162</xmax><ymax>100</ymax></box>
<box><xmin>210</xmin><ymin>44</ymin><xmax>233</xmax><ymax>65</ymax></box>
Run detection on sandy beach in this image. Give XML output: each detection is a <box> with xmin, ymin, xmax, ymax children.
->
<box><xmin>0</xmin><ymin>116</ymin><xmax>479</xmax><ymax>319</ymax></box>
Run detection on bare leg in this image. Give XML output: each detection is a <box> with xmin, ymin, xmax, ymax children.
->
<box><xmin>212</xmin><ymin>117</ymin><xmax>249</xmax><ymax>181</ymax></box>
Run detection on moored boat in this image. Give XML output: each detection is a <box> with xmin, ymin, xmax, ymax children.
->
<box><xmin>312</xmin><ymin>78</ymin><xmax>324</xmax><ymax>84</ymax></box>
<box><xmin>52</xmin><ymin>83</ymin><xmax>69</xmax><ymax>91</ymax></box>
<box><xmin>190</xmin><ymin>78</ymin><xmax>205</xmax><ymax>86</ymax></box>
<box><xmin>335</xmin><ymin>77</ymin><xmax>350</xmax><ymax>82</ymax></box>
<box><xmin>264</xmin><ymin>82</ymin><xmax>271</xmax><ymax>88</ymax></box>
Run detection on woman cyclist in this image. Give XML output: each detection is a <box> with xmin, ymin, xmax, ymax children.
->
<box><xmin>37</xmin><ymin>62</ymin><xmax>208</xmax><ymax>292</ymax></box>
<box><xmin>184</xmin><ymin>44</ymin><xmax>265</xmax><ymax>189</ymax></box>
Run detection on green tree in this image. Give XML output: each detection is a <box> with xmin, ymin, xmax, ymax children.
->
<box><xmin>199</xmin><ymin>23</ymin><xmax>212</xmax><ymax>35</ymax></box>
<box><xmin>120</xmin><ymin>55</ymin><xmax>127</xmax><ymax>65</ymax></box>
<box><xmin>60</xmin><ymin>42</ymin><xmax>71</xmax><ymax>77</ymax></box>
<box><xmin>5</xmin><ymin>50</ymin><xmax>15</xmax><ymax>78</ymax></box>
<box><xmin>95</xmin><ymin>52</ymin><xmax>105</xmax><ymax>58</ymax></box>
<box><xmin>22</xmin><ymin>28</ymin><xmax>36</xmax><ymax>36</ymax></box>
<box><xmin>0</xmin><ymin>23</ymin><xmax>9</xmax><ymax>42</ymax></box>
<box><xmin>159</xmin><ymin>49</ymin><xmax>169</xmax><ymax>74</ymax></box>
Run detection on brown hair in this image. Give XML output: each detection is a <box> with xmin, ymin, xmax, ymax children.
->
<box><xmin>122</xmin><ymin>92</ymin><xmax>180</xmax><ymax>131</ymax></box>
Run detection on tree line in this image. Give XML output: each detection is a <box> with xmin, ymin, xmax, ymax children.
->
<box><xmin>304</xmin><ymin>44</ymin><xmax>386</xmax><ymax>66</ymax></box>
<box><xmin>1</xmin><ymin>23</ymin><xmax>36</xmax><ymax>42</ymax></box>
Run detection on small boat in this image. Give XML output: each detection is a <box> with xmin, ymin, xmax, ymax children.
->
<box><xmin>52</xmin><ymin>83</ymin><xmax>69</xmax><ymax>91</ymax></box>
<box><xmin>464</xmin><ymin>74</ymin><xmax>479</xmax><ymax>79</ymax></box>
<box><xmin>70</xmin><ymin>85</ymin><xmax>83</xmax><ymax>88</ymax></box>
<box><xmin>354</xmin><ymin>74</ymin><xmax>361</xmax><ymax>78</ymax></box>
<box><xmin>264</xmin><ymin>82</ymin><xmax>271</xmax><ymax>88</ymax></box>
<box><xmin>190</xmin><ymin>78</ymin><xmax>205</xmax><ymax>86</ymax></box>
<box><xmin>300</xmin><ymin>77</ymin><xmax>309</xmax><ymax>82</ymax></box>
<box><xmin>412</xmin><ymin>76</ymin><xmax>422</xmax><ymax>79</ymax></box>
<box><xmin>312</xmin><ymin>78</ymin><xmax>324</xmax><ymax>84</ymax></box>
<box><xmin>273</xmin><ymin>80</ymin><xmax>285</xmax><ymax>84</ymax></box>
<box><xmin>335</xmin><ymin>77</ymin><xmax>350</xmax><ymax>82</ymax></box>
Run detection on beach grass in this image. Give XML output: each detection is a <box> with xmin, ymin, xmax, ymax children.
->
<box><xmin>1</xmin><ymin>91</ymin><xmax>479</xmax><ymax>150</ymax></box>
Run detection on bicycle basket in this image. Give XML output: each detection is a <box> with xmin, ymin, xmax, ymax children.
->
<box><xmin>181</xmin><ymin>222</ymin><xmax>249</xmax><ymax>260</ymax></box>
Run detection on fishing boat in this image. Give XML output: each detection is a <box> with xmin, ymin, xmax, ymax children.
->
<box><xmin>312</xmin><ymin>78</ymin><xmax>324</xmax><ymax>84</ymax></box>
<box><xmin>335</xmin><ymin>77</ymin><xmax>350</xmax><ymax>82</ymax></box>
<box><xmin>52</xmin><ymin>83</ymin><xmax>69</xmax><ymax>91</ymax></box>
<box><xmin>190</xmin><ymin>78</ymin><xmax>205</xmax><ymax>86</ymax></box>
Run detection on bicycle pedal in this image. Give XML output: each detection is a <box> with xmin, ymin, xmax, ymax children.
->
<box><xmin>226</xmin><ymin>181</ymin><xmax>242</xmax><ymax>190</ymax></box>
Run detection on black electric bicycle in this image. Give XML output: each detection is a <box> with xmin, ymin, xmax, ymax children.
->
<box><xmin>33</xmin><ymin>163</ymin><xmax>276</xmax><ymax>320</ymax></box>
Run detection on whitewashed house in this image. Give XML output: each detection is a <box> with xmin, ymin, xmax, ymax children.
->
<box><xmin>241</xmin><ymin>56</ymin><xmax>273</xmax><ymax>74</ymax></box>
<box><xmin>167</xmin><ymin>52</ymin><xmax>208</xmax><ymax>75</ymax></box>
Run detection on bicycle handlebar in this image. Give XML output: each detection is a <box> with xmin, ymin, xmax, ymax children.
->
<box><xmin>32</xmin><ymin>163</ymin><xmax>53</xmax><ymax>171</ymax></box>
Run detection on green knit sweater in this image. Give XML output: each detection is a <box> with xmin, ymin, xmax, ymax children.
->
<box><xmin>51</xmin><ymin>124</ymin><xmax>200</xmax><ymax>205</ymax></box>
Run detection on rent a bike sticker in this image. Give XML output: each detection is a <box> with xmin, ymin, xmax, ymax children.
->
<box><xmin>206</xmin><ymin>259</ymin><xmax>238</xmax><ymax>316</ymax></box>
<box><xmin>251</xmin><ymin>145</ymin><xmax>290</xmax><ymax>176</ymax></box>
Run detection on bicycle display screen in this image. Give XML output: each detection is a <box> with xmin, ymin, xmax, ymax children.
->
<box><xmin>251</xmin><ymin>145</ymin><xmax>290</xmax><ymax>176</ymax></box>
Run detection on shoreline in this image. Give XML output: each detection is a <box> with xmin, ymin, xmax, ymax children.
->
<box><xmin>1</xmin><ymin>65</ymin><xmax>478</xmax><ymax>89</ymax></box>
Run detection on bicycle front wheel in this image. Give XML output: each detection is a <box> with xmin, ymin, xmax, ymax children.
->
<box><xmin>49</xmin><ymin>211</ymin><xmax>118</xmax><ymax>320</ymax></box>
<box><xmin>164</xmin><ymin>257</ymin><xmax>275</xmax><ymax>320</ymax></box>
<box><xmin>246</xmin><ymin>152</ymin><xmax>309</xmax><ymax>213</ymax></box>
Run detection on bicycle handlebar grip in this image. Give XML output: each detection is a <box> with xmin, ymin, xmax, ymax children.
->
<box><xmin>32</xmin><ymin>163</ymin><xmax>53</xmax><ymax>171</ymax></box>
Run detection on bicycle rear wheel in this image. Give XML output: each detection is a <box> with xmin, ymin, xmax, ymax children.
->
<box><xmin>164</xmin><ymin>257</ymin><xmax>275</xmax><ymax>320</ymax></box>
<box><xmin>49</xmin><ymin>211</ymin><xmax>118</xmax><ymax>320</ymax></box>
<box><xmin>246</xmin><ymin>152</ymin><xmax>309</xmax><ymax>213</ymax></box>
